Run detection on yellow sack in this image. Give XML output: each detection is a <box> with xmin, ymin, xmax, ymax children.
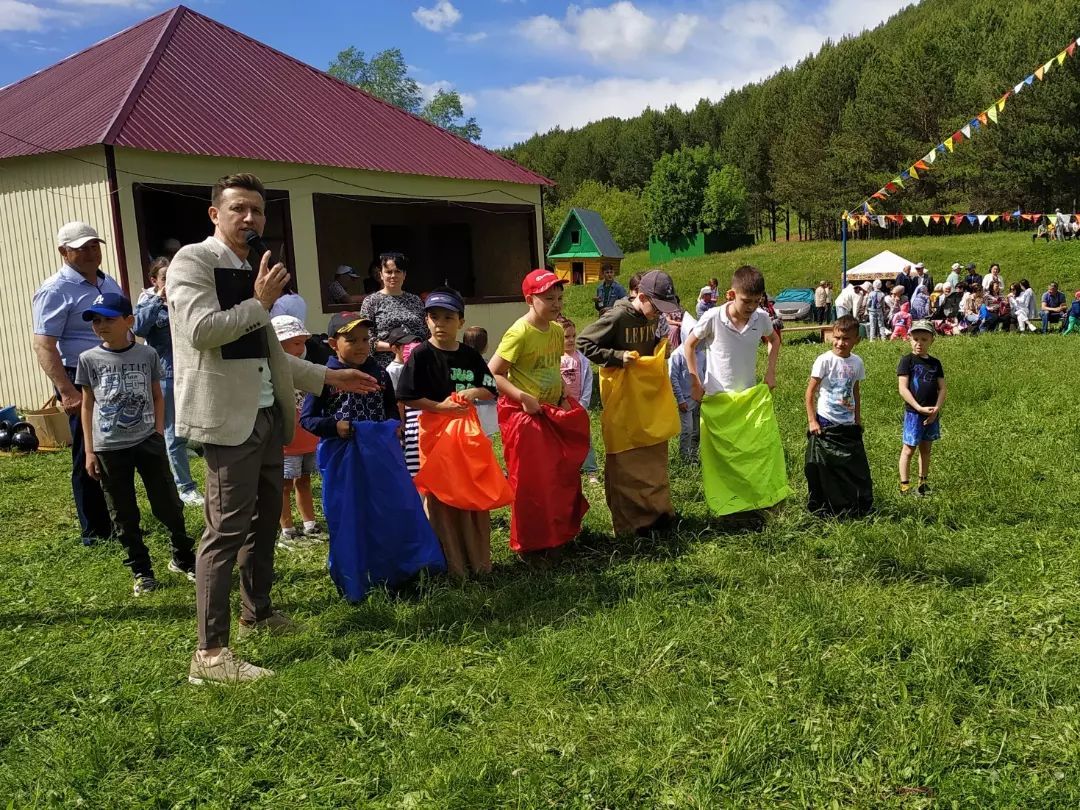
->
<box><xmin>599</xmin><ymin>341</ymin><xmax>680</xmax><ymax>455</ymax></box>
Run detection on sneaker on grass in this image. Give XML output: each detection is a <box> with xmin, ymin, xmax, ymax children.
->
<box><xmin>179</xmin><ymin>488</ymin><xmax>205</xmax><ymax>507</ymax></box>
<box><xmin>188</xmin><ymin>648</ymin><xmax>273</xmax><ymax>685</ymax></box>
<box><xmin>133</xmin><ymin>574</ymin><xmax>159</xmax><ymax>596</ymax></box>
<box><xmin>167</xmin><ymin>558</ymin><xmax>197</xmax><ymax>582</ymax></box>
<box><xmin>301</xmin><ymin>521</ymin><xmax>325</xmax><ymax>538</ymax></box>
<box><xmin>237</xmin><ymin>610</ymin><xmax>303</xmax><ymax>640</ymax></box>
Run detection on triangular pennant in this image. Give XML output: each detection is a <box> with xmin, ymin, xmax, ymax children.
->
<box><xmin>969</xmin><ymin>118</ymin><xmax>981</xmax><ymax>131</ymax></box>
<box><xmin>1020</xmin><ymin>213</ymin><xmax>1032</xmax><ymax>222</ymax></box>
<box><xmin>876</xmin><ymin>215</ymin><xmax>887</xmax><ymax>228</ymax></box>
<box><xmin>1057</xmin><ymin>50</ymin><xmax>1067</xmax><ymax>65</ymax></box>
<box><xmin>872</xmin><ymin>192</ymin><xmax>887</xmax><ymax>201</ymax></box>
<box><xmin>1068</xmin><ymin>42</ymin><xmax>1077</xmax><ymax>57</ymax></box>
<box><xmin>952</xmin><ymin>214</ymin><xmax>965</xmax><ymax>226</ymax></box>
<box><xmin>909</xmin><ymin>166</ymin><xmax>919</xmax><ymax>180</ymax></box>
<box><xmin>931</xmin><ymin>214</ymin><xmax>942</xmax><ymax>224</ymax></box>
<box><xmin>1003</xmin><ymin>212</ymin><xmax>1012</xmax><ymax>222</ymax></box>
<box><xmin>904</xmin><ymin>215</ymin><xmax>914</xmax><ymax>223</ymax></box>
<box><xmin>893</xmin><ymin>177</ymin><xmax>905</xmax><ymax>189</ymax></box>
<box><xmin>944</xmin><ymin>138</ymin><xmax>955</xmax><ymax>153</ymax></box>
<box><xmin>920</xmin><ymin>215</ymin><xmax>931</xmax><ymax>225</ymax></box>
<box><xmin>978</xmin><ymin>112</ymin><xmax>989</xmax><ymax>127</ymax></box>
<box><xmin>1012</xmin><ymin>208</ymin><xmax>1022</xmax><ymax>217</ymax></box>
<box><xmin>987</xmin><ymin>105</ymin><xmax>999</xmax><ymax>124</ymax></box>
<box><xmin>915</xmin><ymin>160</ymin><xmax>930</xmax><ymax>171</ymax></box>
<box><xmin>989</xmin><ymin>214</ymin><xmax>999</xmax><ymax>222</ymax></box>
<box><xmin>923</xmin><ymin>151</ymin><xmax>937</xmax><ymax>165</ymax></box>
<box><xmin>977</xmin><ymin>214</ymin><xmax>988</xmax><ymax>225</ymax></box>
<box><xmin>1042</xmin><ymin>59</ymin><xmax>1054</xmax><ymax>74</ymax></box>
<box><xmin>1014</xmin><ymin>81</ymin><xmax>1025</xmax><ymax>94</ymax></box>
<box><xmin>890</xmin><ymin>214</ymin><xmax>905</xmax><ymax>225</ymax></box>
<box><xmin>900</xmin><ymin>170</ymin><xmax>911</xmax><ymax>180</ymax></box>
<box><xmin>885</xmin><ymin>182</ymin><xmax>898</xmax><ymax>193</ymax></box>
<box><xmin>961</xmin><ymin>124</ymin><xmax>972</xmax><ymax>139</ymax></box>
<box><xmin>966</xmin><ymin>215</ymin><xmax>978</xmax><ymax>225</ymax></box>
<box><xmin>1025</xmin><ymin>74</ymin><xmax>1035</xmax><ymax>85</ymax></box>
<box><xmin>1048</xmin><ymin>214</ymin><xmax>1057</xmax><ymax>225</ymax></box>
<box><xmin>936</xmin><ymin>143</ymin><xmax>947</xmax><ymax>154</ymax></box>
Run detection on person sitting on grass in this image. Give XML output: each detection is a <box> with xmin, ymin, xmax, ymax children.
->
<box><xmin>77</xmin><ymin>293</ymin><xmax>197</xmax><ymax>596</ymax></box>
<box><xmin>1041</xmin><ymin>282</ymin><xmax>1067</xmax><ymax>333</ymax></box>
<box><xmin>980</xmin><ymin>281</ymin><xmax>1009</xmax><ymax>333</ymax></box>
<box><xmin>1009</xmin><ymin>282</ymin><xmax>1038</xmax><ymax>333</ymax></box>
<box><xmin>1063</xmin><ymin>291</ymin><xmax>1080</xmax><ymax>335</ymax></box>
<box><xmin>962</xmin><ymin>284</ymin><xmax>984</xmax><ymax>332</ymax></box>
<box><xmin>897</xmin><ymin>320</ymin><xmax>946</xmax><ymax>497</ymax></box>
<box><xmin>272</xmin><ymin>316</ymin><xmax>323</xmax><ymax>547</ymax></box>
<box><xmin>910</xmin><ymin>285</ymin><xmax>931</xmax><ymax>320</ymax></box>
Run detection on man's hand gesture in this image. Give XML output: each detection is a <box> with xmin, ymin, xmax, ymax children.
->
<box><xmin>253</xmin><ymin>250</ymin><xmax>289</xmax><ymax>311</ymax></box>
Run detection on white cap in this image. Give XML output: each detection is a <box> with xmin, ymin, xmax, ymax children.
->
<box><xmin>915</xmin><ymin>262</ymin><xmax>925</xmax><ymax>269</ymax></box>
<box><xmin>271</xmin><ymin>315</ymin><xmax>310</xmax><ymax>342</ymax></box>
<box><xmin>335</xmin><ymin>264</ymin><xmax>359</xmax><ymax>277</ymax></box>
<box><xmin>57</xmin><ymin>221</ymin><xmax>104</xmax><ymax>248</ymax></box>
<box><xmin>860</xmin><ymin>281</ymin><xmax>872</xmax><ymax>291</ymax></box>
<box><xmin>951</xmin><ymin>262</ymin><xmax>961</xmax><ymax>271</ymax></box>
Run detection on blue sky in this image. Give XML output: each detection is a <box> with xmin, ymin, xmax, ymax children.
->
<box><xmin>0</xmin><ymin>0</ymin><xmax>910</xmax><ymax>147</ymax></box>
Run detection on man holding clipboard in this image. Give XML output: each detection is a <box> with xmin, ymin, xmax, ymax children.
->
<box><xmin>168</xmin><ymin>173</ymin><xmax>379</xmax><ymax>685</ymax></box>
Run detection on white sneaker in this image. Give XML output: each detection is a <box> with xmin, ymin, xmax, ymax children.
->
<box><xmin>179</xmin><ymin>489</ymin><xmax>205</xmax><ymax>507</ymax></box>
<box><xmin>279</xmin><ymin>527</ymin><xmax>300</xmax><ymax>550</ymax></box>
<box><xmin>188</xmin><ymin>648</ymin><xmax>274</xmax><ymax>685</ymax></box>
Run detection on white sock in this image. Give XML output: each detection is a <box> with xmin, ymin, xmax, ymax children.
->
<box><xmin>303</xmin><ymin>520</ymin><xmax>317</xmax><ymax>531</ymax></box>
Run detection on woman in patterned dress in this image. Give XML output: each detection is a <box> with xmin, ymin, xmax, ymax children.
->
<box><xmin>360</xmin><ymin>252</ymin><xmax>430</xmax><ymax>370</ymax></box>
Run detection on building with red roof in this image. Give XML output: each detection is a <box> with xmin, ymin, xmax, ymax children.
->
<box><xmin>0</xmin><ymin>5</ymin><xmax>551</xmax><ymax>407</ymax></box>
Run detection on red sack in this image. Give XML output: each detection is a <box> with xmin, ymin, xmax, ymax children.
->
<box><xmin>497</xmin><ymin>396</ymin><xmax>590</xmax><ymax>553</ymax></box>
<box><xmin>414</xmin><ymin>396</ymin><xmax>513</xmax><ymax>511</ymax></box>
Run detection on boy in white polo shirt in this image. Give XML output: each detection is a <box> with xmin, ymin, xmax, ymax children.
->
<box><xmin>682</xmin><ymin>265</ymin><xmax>789</xmax><ymax>516</ymax></box>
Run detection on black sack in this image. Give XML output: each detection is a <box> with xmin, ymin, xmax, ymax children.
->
<box><xmin>805</xmin><ymin>423</ymin><xmax>874</xmax><ymax>517</ymax></box>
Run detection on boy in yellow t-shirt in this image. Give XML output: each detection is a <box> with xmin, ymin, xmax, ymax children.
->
<box><xmin>489</xmin><ymin>270</ymin><xmax>590</xmax><ymax>558</ymax></box>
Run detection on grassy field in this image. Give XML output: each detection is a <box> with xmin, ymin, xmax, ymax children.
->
<box><xmin>3</xmin><ymin>234</ymin><xmax>1080</xmax><ymax>807</ymax></box>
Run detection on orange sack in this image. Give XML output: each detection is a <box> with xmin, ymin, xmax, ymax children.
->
<box><xmin>414</xmin><ymin>395</ymin><xmax>513</xmax><ymax>511</ymax></box>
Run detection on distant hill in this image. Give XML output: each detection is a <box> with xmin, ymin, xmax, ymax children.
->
<box><xmin>503</xmin><ymin>0</ymin><xmax>1080</xmax><ymax>240</ymax></box>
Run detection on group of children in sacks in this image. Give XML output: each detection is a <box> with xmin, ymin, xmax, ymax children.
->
<box><xmin>76</xmin><ymin>260</ymin><xmax>946</xmax><ymax>600</ymax></box>
<box><xmin>274</xmin><ymin>263</ymin><xmax>951</xmax><ymax>601</ymax></box>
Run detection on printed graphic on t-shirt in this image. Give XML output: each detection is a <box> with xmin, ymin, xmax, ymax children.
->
<box><xmin>97</xmin><ymin>367</ymin><xmax>152</xmax><ymax>436</ymax></box>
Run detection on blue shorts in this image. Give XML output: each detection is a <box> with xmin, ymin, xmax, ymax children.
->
<box><xmin>902</xmin><ymin>410</ymin><xmax>941</xmax><ymax>446</ymax></box>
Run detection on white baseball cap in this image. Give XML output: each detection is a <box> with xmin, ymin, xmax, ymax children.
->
<box><xmin>951</xmin><ymin>262</ymin><xmax>961</xmax><ymax>271</ymax></box>
<box><xmin>271</xmin><ymin>315</ymin><xmax>310</xmax><ymax>342</ymax></box>
<box><xmin>335</xmin><ymin>264</ymin><xmax>360</xmax><ymax>277</ymax></box>
<box><xmin>915</xmin><ymin>262</ymin><xmax>925</xmax><ymax>269</ymax></box>
<box><xmin>57</xmin><ymin>221</ymin><xmax>104</xmax><ymax>248</ymax></box>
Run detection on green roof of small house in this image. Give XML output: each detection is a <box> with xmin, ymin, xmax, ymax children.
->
<box><xmin>547</xmin><ymin>208</ymin><xmax>624</xmax><ymax>260</ymax></box>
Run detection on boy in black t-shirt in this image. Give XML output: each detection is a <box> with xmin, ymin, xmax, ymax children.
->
<box><xmin>396</xmin><ymin>287</ymin><xmax>501</xmax><ymax>578</ymax></box>
<box><xmin>897</xmin><ymin>320</ymin><xmax>947</xmax><ymax>496</ymax></box>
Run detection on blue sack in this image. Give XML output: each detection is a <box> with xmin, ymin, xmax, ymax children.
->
<box><xmin>317</xmin><ymin>420</ymin><xmax>445</xmax><ymax>602</ymax></box>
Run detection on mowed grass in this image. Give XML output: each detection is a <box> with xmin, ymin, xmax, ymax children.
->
<box><xmin>3</xmin><ymin>235</ymin><xmax>1080</xmax><ymax>806</ymax></box>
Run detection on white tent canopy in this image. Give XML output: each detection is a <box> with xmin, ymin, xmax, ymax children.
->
<box><xmin>845</xmin><ymin>249</ymin><xmax>917</xmax><ymax>283</ymax></box>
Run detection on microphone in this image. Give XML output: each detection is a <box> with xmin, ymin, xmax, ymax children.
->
<box><xmin>245</xmin><ymin>230</ymin><xmax>272</xmax><ymax>266</ymax></box>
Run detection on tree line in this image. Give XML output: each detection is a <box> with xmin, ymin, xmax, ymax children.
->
<box><xmin>503</xmin><ymin>0</ymin><xmax>1080</xmax><ymax>244</ymax></box>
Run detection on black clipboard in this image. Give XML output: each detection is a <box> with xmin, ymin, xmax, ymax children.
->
<box><xmin>214</xmin><ymin>266</ymin><xmax>268</xmax><ymax>360</ymax></box>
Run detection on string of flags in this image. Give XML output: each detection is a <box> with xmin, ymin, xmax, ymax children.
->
<box><xmin>845</xmin><ymin>35</ymin><xmax>1080</xmax><ymax>218</ymax></box>
<box><xmin>846</xmin><ymin>211</ymin><xmax>1080</xmax><ymax>228</ymax></box>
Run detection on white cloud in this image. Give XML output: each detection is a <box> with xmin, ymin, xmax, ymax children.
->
<box><xmin>412</xmin><ymin>0</ymin><xmax>461</xmax><ymax>33</ymax></box>
<box><xmin>481</xmin><ymin>0</ymin><xmax>914</xmax><ymax>146</ymax></box>
<box><xmin>0</xmin><ymin>0</ymin><xmax>59</xmax><ymax>31</ymax></box>
<box><xmin>449</xmin><ymin>30</ymin><xmax>487</xmax><ymax>44</ymax></box>
<box><xmin>518</xmin><ymin>1</ymin><xmax>700</xmax><ymax>63</ymax></box>
<box><xmin>481</xmin><ymin>75</ymin><xmax>732</xmax><ymax>146</ymax></box>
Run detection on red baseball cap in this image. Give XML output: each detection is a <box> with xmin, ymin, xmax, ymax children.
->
<box><xmin>522</xmin><ymin>269</ymin><xmax>565</xmax><ymax>297</ymax></box>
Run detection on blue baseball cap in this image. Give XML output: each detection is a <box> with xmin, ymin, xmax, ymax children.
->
<box><xmin>424</xmin><ymin>289</ymin><xmax>465</xmax><ymax>314</ymax></box>
<box><xmin>82</xmin><ymin>292</ymin><xmax>132</xmax><ymax>320</ymax></box>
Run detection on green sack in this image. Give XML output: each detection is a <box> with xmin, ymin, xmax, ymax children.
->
<box><xmin>700</xmin><ymin>384</ymin><xmax>791</xmax><ymax>516</ymax></box>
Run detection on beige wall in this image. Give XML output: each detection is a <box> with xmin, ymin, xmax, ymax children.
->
<box><xmin>0</xmin><ymin>148</ymin><xmax>118</xmax><ymax>408</ymax></box>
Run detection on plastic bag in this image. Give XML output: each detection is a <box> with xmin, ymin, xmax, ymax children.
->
<box><xmin>804</xmin><ymin>423</ymin><xmax>874</xmax><ymax>517</ymax></box>
<box><xmin>414</xmin><ymin>395</ymin><xmax>513</xmax><ymax>511</ymax></box>
<box><xmin>317</xmin><ymin>420</ymin><xmax>445</xmax><ymax>602</ymax></box>
<box><xmin>699</xmin><ymin>384</ymin><xmax>791</xmax><ymax>516</ymax></box>
<box><xmin>498</xmin><ymin>397</ymin><xmax>590</xmax><ymax>553</ymax></box>
<box><xmin>599</xmin><ymin>341</ymin><xmax>680</xmax><ymax>455</ymax></box>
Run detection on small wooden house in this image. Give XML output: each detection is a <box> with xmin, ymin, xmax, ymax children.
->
<box><xmin>547</xmin><ymin>208</ymin><xmax>623</xmax><ymax>285</ymax></box>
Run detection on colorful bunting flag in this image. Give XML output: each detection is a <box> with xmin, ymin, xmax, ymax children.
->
<box><xmin>1057</xmin><ymin>50</ymin><xmax>1067</xmax><ymax>65</ymax></box>
<box><xmin>876</xmin><ymin>215</ymin><xmax>887</xmax><ymax>228</ymax></box>
<box><xmin>961</xmin><ymin>124</ymin><xmax>972</xmax><ymax>139</ymax></box>
<box><xmin>920</xmin><ymin>215</ymin><xmax>931</xmax><ymax>225</ymax></box>
<box><xmin>944</xmin><ymin>138</ymin><xmax>955</xmax><ymax>153</ymax></box>
<box><xmin>989</xmin><ymin>214</ymin><xmax>999</xmax><ymax>222</ymax></box>
<box><xmin>1025</xmin><ymin>74</ymin><xmax>1035</xmax><ymax>85</ymax></box>
<box><xmin>987</xmin><ymin>105</ymin><xmax>998</xmax><ymax>124</ymax></box>
<box><xmin>977</xmin><ymin>214</ymin><xmax>988</xmax><ymax>225</ymax></box>
<box><xmin>915</xmin><ymin>160</ymin><xmax>930</xmax><ymax>171</ymax></box>
<box><xmin>977</xmin><ymin>112</ymin><xmax>989</xmax><ymax>127</ymax></box>
<box><xmin>904</xmin><ymin>215</ymin><xmax>914</xmax><ymax>223</ymax></box>
<box><xmin>931</xmin><ymin>214</ymin><xmax>942</xmax><ymax>223</ymax></box>
<box><xmin>1069</xmin><ymin>42</ymin><xmax>1077</xmax><ymax>57</ymax></box>
<box><xmin>966</xmin><ymin>215</ymin><xmax>978</xmax><ymax>225</ymax></box>
<box><xmin>1042</xmin><ymin>59</ymin><xmax>1054</xmax><ymax>74</ymax></box>
<box><xmin>1048</xmin><ymin>214</ymin><xmax>1057</xmax><ymax>225</ymax></box>
<box><xmin>953</xmin><ymin>214</ymin><xmax>965</xmax><ymax>226</ymax></box>
<box><xmin>1014</xmin><ymin>81</ymin><xmax>1025</xmax><ymax>95</ymax></box>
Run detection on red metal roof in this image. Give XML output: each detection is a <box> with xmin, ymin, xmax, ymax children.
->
<box><xmin>0</xmin><ymin>6</ymin><xmax>551</xmax><ymax>186</ymax></box>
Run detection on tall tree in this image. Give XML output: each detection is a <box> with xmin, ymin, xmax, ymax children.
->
<box><xmin>328</xmin><ymin>46</ymin><xmax>482</xmax><ymax>142</ymax></box>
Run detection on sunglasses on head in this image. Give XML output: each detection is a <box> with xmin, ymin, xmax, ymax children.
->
<box><xmin>379</xmin><ymin>251</ymin><xmax>405</xmax><ymax>261</ymax></box>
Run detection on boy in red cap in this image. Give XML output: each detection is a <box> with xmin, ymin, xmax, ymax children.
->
<box><xmin>578</xmin><ymin>269</ymin><xmax>681</xmax><ymax>535</ymax></box>
<box><xmin>489</xmin><ymin>270</ymin><xmax>590</xmax><ymax>560</ymax></box>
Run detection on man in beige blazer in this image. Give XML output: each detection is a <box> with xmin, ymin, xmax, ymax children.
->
<box><xmin>168</xmin><ymin>173</ymin><xmax>378</xmax><ymax>685</ymax></box>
